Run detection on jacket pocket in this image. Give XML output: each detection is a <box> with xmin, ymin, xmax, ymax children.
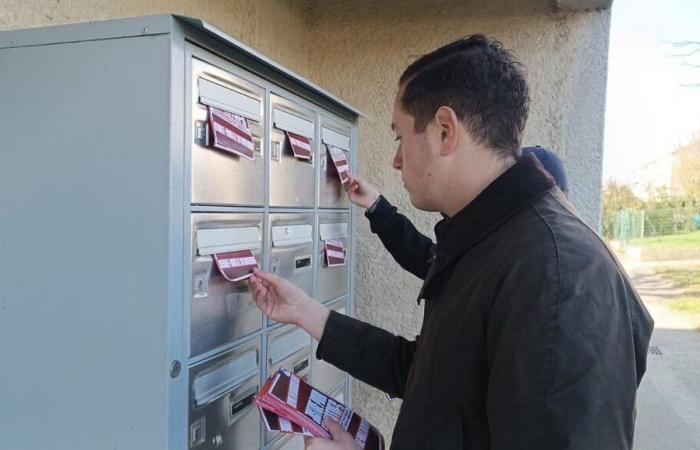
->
<box><xmin>427</xmin><ymin>398</ymin><xmax>464</xmax><ymax>450</ymax></box>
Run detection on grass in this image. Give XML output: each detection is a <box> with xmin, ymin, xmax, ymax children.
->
<box><xmin>655</xmin><ymin>265</ymin><xmax>700</xmax><ymax>318</ymax></box>
<box><xmin>630</xmin><ymin>230</ymin><xmax>700</xmax><ymax>251</ymax></box>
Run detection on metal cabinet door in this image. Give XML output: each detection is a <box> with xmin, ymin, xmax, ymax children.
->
<box><xmin>319</xmin><ymin>119</ymin><xmax>352</xmax><ymax>209</ymax></box>
<box><xmin>316</xmin><ymin>213</ymin><xmax>350</xmax><ymax>303</ymax></box>
<box><xmin>188</xmin><ymin>338</ymin><xmax>261</xmax><ymax>450</ymax></box>
<box><xmin>269</xmin><ymin>95</ymin><xmax>316</xmax><ymax>207</ymax></box>
<box><xmin>330</xmin><ymin>380</ymin><xmax>348</xmax><ymax>405</ymax></box>
<box><xmin>312</xmin><ymin>297</ymin><xmax>349</xmax><ymax>393</ymax></box>
<box><xmin>269</xmin><ymin>433</ymin><xmax>305</xmax><ymax>450</ymax></box>
<box><xmin>190</xmin><ymin>56</ymin><xmax>265</xmax><ymax>206</ymax></box>
<box><xmin>265</xmin><ymin>324</ymin><xmax>312</xmax><ymax>445</ymax></box>
<box><xmin>191</xmin><ymin>213</ymin><xmax>263</xmax><ymax>358</ymax></box>
<box><xmin>269</xmin><ymin>213</ymin><xmax>315</xmax><ymax>296</ymax></box>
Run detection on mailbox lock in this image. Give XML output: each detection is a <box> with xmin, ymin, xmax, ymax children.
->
<box><xmin>169</xmin><ymin>360</ymin><xmax>182</xmax><ymax>379</ymax></box>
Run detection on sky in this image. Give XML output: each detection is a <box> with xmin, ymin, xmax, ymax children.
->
<box><xmin>603</xmin><ymin>0</ymin><xmax>700</xmax><ymax>185</ymax></box>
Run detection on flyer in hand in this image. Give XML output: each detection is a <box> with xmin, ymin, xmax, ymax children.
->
<box><xmin>256</xmin><ymin>369</ymin><xmax>385</xmax><ymax>450</ymax></box>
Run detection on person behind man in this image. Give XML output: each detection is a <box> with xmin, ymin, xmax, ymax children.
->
<box><xmin>250</xmin><ymin>35</ymin><xmax>653</xmax><ymax>450</ymax></box>
<box><xmin>345</xmin><ymin>145</ymin><xmax>569</xmax><ymax>280</ymax></box>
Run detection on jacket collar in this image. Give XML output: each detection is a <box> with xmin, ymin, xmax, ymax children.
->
<box><xmin>417</xmin><ymin>153</ymin><xmax>555</xmax><ymax>303</ymax></box>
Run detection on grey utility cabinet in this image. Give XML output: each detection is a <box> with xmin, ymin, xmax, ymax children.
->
<box><xmin>0</xmin><ymin>15</ymin><xmax>360</xmax><ymax>450</ymax></box>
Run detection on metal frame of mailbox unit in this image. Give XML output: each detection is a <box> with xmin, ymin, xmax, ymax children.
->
<box><xmin>0</xmin><ymin>15</ymin><xmax>362</xmax><ymax>450</ymax></box>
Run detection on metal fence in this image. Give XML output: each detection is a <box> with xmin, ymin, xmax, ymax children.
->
<box><xmin>607</xmin><ymin>207</ymin><xmax>700</xmax><ymax>247</ymax></box>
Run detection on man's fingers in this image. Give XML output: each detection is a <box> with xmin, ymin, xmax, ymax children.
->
<box><xmin>324</xmin><ymin>418</ymin><xmax>347</xmax><ymax>440</ymax></box>
<box><xmin>252</xmin><ymin>268</ymin><xmax>284</xmax><ymax>285</ymax></box>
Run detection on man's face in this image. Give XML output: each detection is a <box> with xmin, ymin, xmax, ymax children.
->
<box><xmin>391</xmin><ymin>92</ymin><xmax>442</xmax><ymax>211</ymax></box>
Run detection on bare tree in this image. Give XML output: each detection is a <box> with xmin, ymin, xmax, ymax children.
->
<box><xmin>669</xmin><ymin>41</ymin><xmax>700</xmax><ymax>87</ymax></box>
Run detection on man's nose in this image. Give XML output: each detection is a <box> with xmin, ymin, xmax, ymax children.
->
<box><xmin>393</xmin><ymin>147</ymin><xmax>403</xmax><ymax>170</ymax></box>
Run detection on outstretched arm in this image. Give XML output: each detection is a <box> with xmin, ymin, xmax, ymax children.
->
<box><xmin>345</xmin><ymin>175</ymin><xmax>434</xmax><ymax>279</ymax></box>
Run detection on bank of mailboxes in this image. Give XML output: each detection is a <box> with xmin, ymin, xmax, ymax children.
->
<box><xmin>0</xmin><ymin>16</ymin><xmax>358</xmax><ymax>450</ymax></box>
<box><xmin>187</xmin><ymin>46</ymin><xmax>354</xmax><ymax>449</ymax></box>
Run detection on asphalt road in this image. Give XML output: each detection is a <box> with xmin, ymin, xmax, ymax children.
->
<box><xmin>627</xmin><ymin>262</ymin><xmax>700</xmax><ymax>450</ymax></box>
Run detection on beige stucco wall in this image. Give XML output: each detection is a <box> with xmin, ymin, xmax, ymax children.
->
<box><xmin>1</xmin><ymin>0</ymin><xmax>610</xmax><ymax>445</ymax></box>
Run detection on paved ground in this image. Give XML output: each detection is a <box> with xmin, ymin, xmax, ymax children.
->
<box><xmin>625</xmin><ymin>260</ymin><xmax>700</xmax><ymax>449</ymax></box>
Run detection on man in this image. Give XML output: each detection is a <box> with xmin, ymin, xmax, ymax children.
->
<box><xmin>345</xmin><ymin>145</ymin><xmax>569</xmax><ymax>281</ymax></box>
<box><xmin>250</xmin><ymin>35</ymin><xmax>653</xmax><ymax>449</ymax></box>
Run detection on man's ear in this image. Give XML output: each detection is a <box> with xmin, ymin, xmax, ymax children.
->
<box><xmin>434</xmin><ymin>106</ymin><xmax>460</xmax><ymax>156</ymax></box>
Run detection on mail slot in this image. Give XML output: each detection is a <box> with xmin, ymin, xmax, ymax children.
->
<box><xmin>312</xmin><ymin>296</ymin><xmax>349</xmax><ymax>393</ymax></box>
<box><xmin>269</xmin><ymin>95</ymin><xmax>316</xmax><ymax>207</ymax></box>
<box><xmin>269</xmin><ymin>213</ymin><xmax>315</xmax><ymax>297</ymax></box>
<box><xmin>189</xmin><ymin>338</ymin><xmax>261</xmax><ymax>450</ymax></box>
<box><xmin>266</xmin><ymin>324</ymin><xmax>312</xmax><ymax>444</ymax></box>
<box><xmin>316</xmin><ymin>213</ymin><xmax>350</xmax><ymax>303</ymax></box>
<box><xmin>191</xmin><ymin>56</ymin><xmax>265</xmax><ymax>206</ymax></box>
<box><xmin>319</xmin><ymin>118</ymin><xmax>352</xmax><ymax>209</ymax></box>
<box><xmin>191</xmin><ymin>213</ymin><xmax>263</xmax><ymax>358</ymax></box>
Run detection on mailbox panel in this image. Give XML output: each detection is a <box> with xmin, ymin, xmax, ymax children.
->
<box><xmin>319</xmin><ymin>118</ymin><xmax>352</xmax><ymax>209</ymax></box>
<box><xmin>316</xmin><ymin>213</ymin><xmax>350</xmax><ymax>303</ymax></box>
<box><xmin>189</xmin><ymin>338</ymin><xmax>261</xmax><ymax>450</ymax></box>
<box><xmin>269</xmin><ymin>433</ymin><xmax>304</xmax><ymax>450</ymax></box>
<box><xmin>191</xmin><ymin>213</ymin><xmax>264</xmax><ymax>358</ymax></box>
<box><xmin>268</xmin><ymin>213</ymin><xmax>315</xmax><ymax>297</ymax></box>
<box><xmin>191</xmin><ymin>56</ymin><xmax>265</xmax><ymax>206</ymax></box>
<box><xmin>265</xmin><ymin>324</ymin><xmax>312</xmax><ymax>445</ymax></box>
<box><xmin>269</xmin><ymin>95</ymin><xmax>316</xmax><ymax>207</ymax></box>
<box><xmin>330</xmin><ymin>380</ymin><xmax>348</xmax><ymax>405</ymax></box>
<box><xmin>312</xmin><ymin>297</ymin><xmax>349</xmax><ymax>393</ymax></box>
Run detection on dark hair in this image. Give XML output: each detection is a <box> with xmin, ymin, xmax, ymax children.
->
<box><xmin>399</xmin><ymin>34</ymin><xmax>530</xmax><ymax>157</ymax></box>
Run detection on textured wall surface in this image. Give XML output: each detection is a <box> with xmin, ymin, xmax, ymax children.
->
<box><xmin>1</xmin><ymin>1</ymin><xmax>611</xmax><ymax>445</ymax></box>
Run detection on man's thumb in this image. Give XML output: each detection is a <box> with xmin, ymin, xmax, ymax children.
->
<box><xmin>324</xmin><ymin>418</ymin><xmax>347</xmax><ymax>440</ymax></box>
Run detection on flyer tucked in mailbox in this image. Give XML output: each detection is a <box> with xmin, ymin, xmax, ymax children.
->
<box><xmin>213</xmin><ymin>249</ymin><xmax>259</xmax><ymax>282</ymax></box>
<box><xmin>256</xmin><ymin>369</ymin><xmax>385</xmax><ymax>450</ymax></box>
<box><xmin>208</xmin><ymin>106</ymin><xmax>256</xmax><ymax>160</ymax></box>
<box><xmin>326</xmin><ymin>144</ymin><xmax>352</xmax><ymax>187</ymax></box>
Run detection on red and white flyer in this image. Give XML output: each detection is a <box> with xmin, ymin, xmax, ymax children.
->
<box><xmin>286</xmin><ymin>131</ymin><xmax>312</xmax><ymax>160</ymax></box>
<box><xmin>208</xmin><ymin>106</ymin><xmax>256</xmax><ymax>161</ymax></box>
<box><xmin>326</xmin><ymin>144</ymin><xmax>352</xmax><ymax>186</ymax></box>
<box><xmin>256</xmin><ymin>369</ymin><xmax>384</xmax><ymax>450</ymax></box>
<box><xmin>324</xmin><ymin>239</ymin><xmax>346</xmax><ymax>267</ymax></box>
<box><xmin>213</xmin><ymin>249</ymin><xmax>259</xmax><ymax>282</ymax></box>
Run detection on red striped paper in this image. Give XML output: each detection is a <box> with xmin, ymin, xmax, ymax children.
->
<box><xmin>208</xmin><ymin>106</ymin><xmax>256</xmax><ymax>160</ymax></box>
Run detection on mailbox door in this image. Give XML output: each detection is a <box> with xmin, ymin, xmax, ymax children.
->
<box><xmin>330</xmin><ymin>380</ymin><xmax>348</xmax><ymax>405</ymax></box>
<box><xmin>316</xmin><ymin>213</ymin><xmax>350</xmax><ymax>303</ymax></box>
<box><xmin>191</xmin><ymin>213</ymin><xmax>263</xmax><ymax>358</ymax></box>
<box><xmin>191</xmin><ymin>56</ymin><xmax>265</xmax><ymax>206</ymax></box>
<box><xmin>265</xmin><ymin>324</ymin><xmax>312</xmax><ymax>445</ymax></box>
<box><xmin>312</xmin><ymin>296</ymin><xmax>349</xmax><ymax>393</ymax></box>
<box><xmin>269</xmin><ymin>213</ymin><xmax>315</xmax><ymax>296</ymax></box>
<box><xmin>269</xmin><ymin>95</ymin><xmax>316</xmax><ymax>208</ymax></box>
<box><xmin>188</xmin><ymin>338</ymin><xmax>261</xmax><ymax>450</ymax></box>
<box><xmin>319</xmin><ymin>119</ymin><xmax>352</xmax><ymax>209</ymax></box>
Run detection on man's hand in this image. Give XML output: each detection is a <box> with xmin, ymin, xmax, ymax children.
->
<box><xmin>344</xmin><ymin>175</ymin><xmax>380</xmax><ymax>209</ymax></box>
<box><xmin>304</xmin><ymin>419</ymin><xmax>362</xmax><ymax>450</ymax></box>
<box><xmin>249</xmin><ymin>269</ymin><xmax>330</xmax><ymax>341</ymax></box>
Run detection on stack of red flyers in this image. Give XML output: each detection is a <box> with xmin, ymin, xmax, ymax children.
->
<box><xmin>256</xmin><ymin>369</ymin><xmax>385</xmax><ymax>450</ymax></box>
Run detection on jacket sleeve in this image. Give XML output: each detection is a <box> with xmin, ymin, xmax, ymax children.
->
<box><xmin>316</xmin><ymin>309</ymin><xmax>417</xmax><ymax>399</ymax></box>
<box><xmin>485</xmin><ymin>249</ymin><xmax>644</xmax><ymax>450</ymax></box>
<box><xmin>365</xmin><ymin>195</ymin><xmax>434</xmax><ymax>280</ymax></box>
